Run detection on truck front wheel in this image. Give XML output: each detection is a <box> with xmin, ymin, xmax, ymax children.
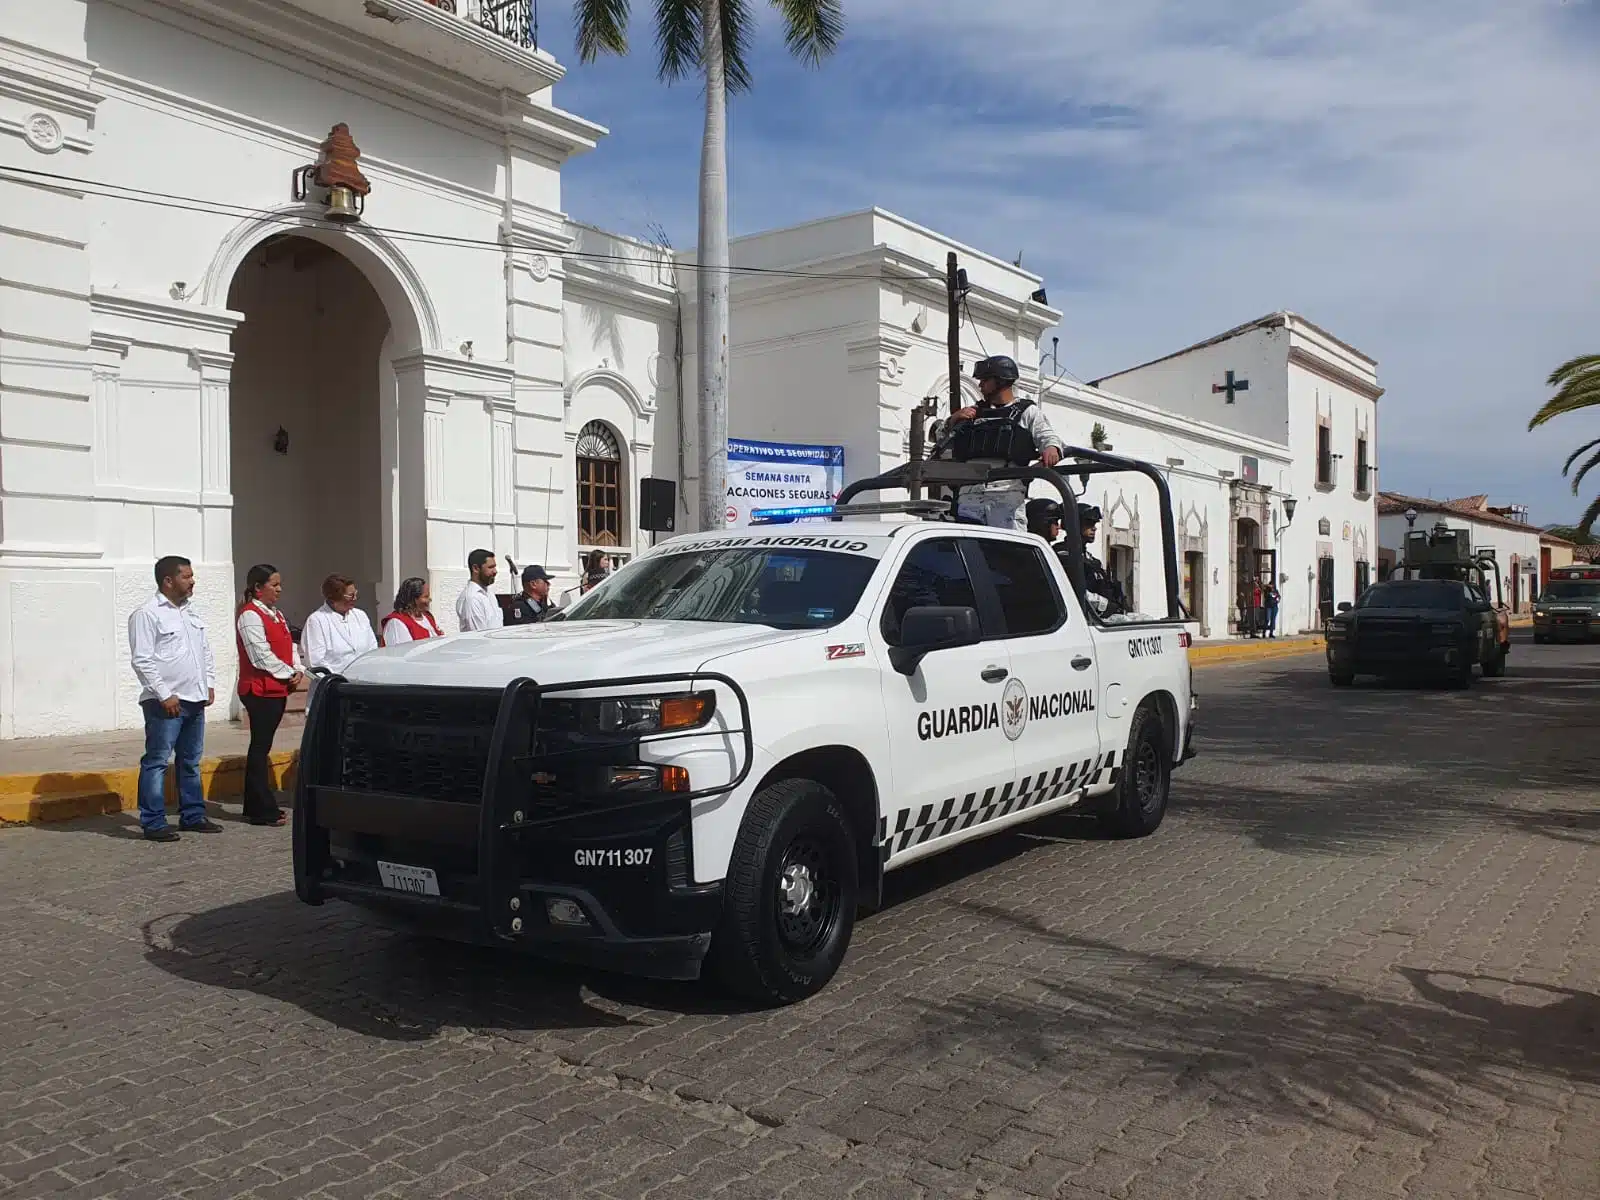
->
<box><xmin>1099</xmin><ymin>703</ymin><xmax>1171</xmax><ymax>839</ymax></box>
<box><xmin>710</xmin><ymin>778</ymin><xmax>858</xmax><ymax>1005</ymax></box>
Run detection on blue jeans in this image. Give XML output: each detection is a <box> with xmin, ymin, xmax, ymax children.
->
<box><xmin>138</xmin><ymin>699</ymin><xmax>208</xmax><ymax>830</ymax></box>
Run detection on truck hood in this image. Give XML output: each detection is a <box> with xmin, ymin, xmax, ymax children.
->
<box><xmin>340</xmin><ymin>620</ymin><xmax>804</xmax><ymax>689</ymax></box>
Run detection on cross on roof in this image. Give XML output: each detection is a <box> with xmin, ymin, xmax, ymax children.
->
<box><xmin>1212</xmin><ymin>369</ymin><xmax>1249</xmax><ymax>404</ymax></box>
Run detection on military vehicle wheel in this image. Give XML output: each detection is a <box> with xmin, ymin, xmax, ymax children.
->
<box><xmin>1448</xmin><ymin>659</ymin><xmax>1474</xmax><ymax>689</ymax></box>
<box><xmin>1482</xmin><ymin>646</ymin><xmax>1507</xmax><ymax>677</ymax></box>
<box><xmin>1329</xmin><ymin>670</ymin><xmax>1355</xmax><ymax>687</ymax></box>
<box><xmin>1534</xmin><ymin>633</ymin><xmax>1548</xmax><ymax>644</ymax></box>
<box><xmin>1098</xmin><ymin>703</ymin><xmax>1169</xmax><ymax>839</ymax></box>
<box><xmin>710</xmin><ymin>777</ymin><xmax>857</xmax><ymax>1005</ymax></box>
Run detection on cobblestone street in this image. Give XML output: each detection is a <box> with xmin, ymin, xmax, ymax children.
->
<box><xmin>3</xmin><ymin>634</ymin><xmax>1599</xmax><ymax>1200</ymax></box>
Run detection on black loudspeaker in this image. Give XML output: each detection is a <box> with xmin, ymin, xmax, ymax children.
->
<box><xmin>639</xmin><ymin>476</ymin><xmax>676</xmax><ymax>533</ymax></box>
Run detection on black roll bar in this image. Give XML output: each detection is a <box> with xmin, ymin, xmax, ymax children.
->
<box><xmin>834</xmin><ymin>446</ymin><xmax>1183</xmax><ymax>623</ymax></box>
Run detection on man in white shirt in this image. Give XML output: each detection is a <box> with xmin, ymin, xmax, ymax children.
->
<box><xmin>455</xmin><ymin>548</ymin><xmax>504</xmax><ymax>633</ymax></box>
<box><xmin>128</xmin><ymin>555</ymin><xmax>218</xmax><ymax>842</ymax></box>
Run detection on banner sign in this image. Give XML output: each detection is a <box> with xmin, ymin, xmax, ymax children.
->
<box><xmin>725</xmin><ymin>438</ymin><xmax>845</xmax><ymax>527</ymax></box>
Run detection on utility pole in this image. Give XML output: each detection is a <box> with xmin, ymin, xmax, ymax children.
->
<box><xmin>906</xmin><ymin>395</ymin><xmax>938</xmax><ymax>501</ymax></box>
<box><xmin>946</xmin><ymin>252</ymin><xmax>962</xmax><ymax>414</ymax></box>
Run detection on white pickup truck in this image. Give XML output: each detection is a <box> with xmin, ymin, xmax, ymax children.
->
<box><xmin>294</xmin><ymin>454</ymin><xmax>1197</xmax><ymax>1004</ymax></box>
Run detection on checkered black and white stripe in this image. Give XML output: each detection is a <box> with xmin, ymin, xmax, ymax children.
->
<box><xmin>877</xmin><ymin>750</ymin><xmax>1120</xmax><ymax>862</ymax></box>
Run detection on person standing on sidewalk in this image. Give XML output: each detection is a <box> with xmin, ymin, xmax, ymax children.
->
<box><xmin>302</xmin><ymin>574</ymin><xmax>378</xmax><ymax>691</ymax></box>
<box><xmin>455</xmin><ymin>548</ymin><xmax>503</xmax><ymax>633</ymax></box>
<box><xmin>128</xmin><ymin>555</ymin><xmax>219</xmax><ymax>842</ymax></box>
<box><xmin>381</xmin><ymin>577</ymin><xmax>443</xmax><ymax>645</ymax></box>
<box><xmin>235</xmin><ymin>564</ymin><xmax>303</xmax><ymax>827</ymax></box>
<box><xmin>1264</xmin><ymin>582</ymin><xmax>1281</xmax><ymax>639</ymax></box>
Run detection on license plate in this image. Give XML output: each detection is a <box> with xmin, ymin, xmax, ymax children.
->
<box><xmin>376</xmin><ymin>861</ymin><xmax>440</xmax><ymax>896</ymax></box>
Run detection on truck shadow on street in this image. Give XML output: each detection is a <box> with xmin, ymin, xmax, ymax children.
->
<box><xmin>891</xmin><ymin>901</ymin><xmax>1600</xmax><ymax>1137</ymax></box>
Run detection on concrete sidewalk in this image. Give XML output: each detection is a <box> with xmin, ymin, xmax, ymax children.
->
<box><xmin>0</xmin><ymin>714</ymin><xmax>302</xmax><ymax>825</ymax></box>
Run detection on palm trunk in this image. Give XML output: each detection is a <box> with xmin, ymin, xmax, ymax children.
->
<box><xmin>696</xmin><ymin>0</ymin><xmax>730</xmax><ymax>531</ymax></box>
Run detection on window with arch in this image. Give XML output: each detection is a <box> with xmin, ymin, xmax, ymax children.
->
<box><xmin>576</xmin><ymin>421</ymin><xmax>624</xmax><ymax>546</ymax></box>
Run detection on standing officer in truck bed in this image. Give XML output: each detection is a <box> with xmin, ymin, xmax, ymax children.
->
<box><xmin>941</xmin><ymin>355</ymin><xmax>1064</xmax><ymax>529</ymax></box>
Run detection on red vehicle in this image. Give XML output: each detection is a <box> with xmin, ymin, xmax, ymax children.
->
<box><xmin>1533</xmin><ymin>564</ymin><xmax>1600</xmax><ymax>644</ymax></box>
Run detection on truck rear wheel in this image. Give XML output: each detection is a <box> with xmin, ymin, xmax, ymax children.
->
<box><xmin>710</xmin><ymin>778</ymin><xmax>858</xmax><ymax>1005</ymax></box>
<box><xmin>1098</xmin><ymin>703</ymin><xmax>1170</xmax><ymax>839</ymax></box>
<box><xmin>1483</xmin><ymin>644</ymin><xmax>1507</xmax><ymax>677</ymax></box>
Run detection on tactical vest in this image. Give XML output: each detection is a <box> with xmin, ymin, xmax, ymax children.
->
<box><xmin>948</xmin><ymin>399</ymin><xmax>1039</xmax><ymax>466</ymax></box>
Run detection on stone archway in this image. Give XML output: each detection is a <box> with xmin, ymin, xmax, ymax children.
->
<box><xmin>225</xmin><ymin>233</ymin><xmax>426</xmax><ymax>628</ymax></box>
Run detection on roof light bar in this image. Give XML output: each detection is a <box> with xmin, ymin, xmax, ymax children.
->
<box><xmin>749</xmin><ymin>504</ymin><xmax>837</xmax><ymax>524</ymax></box>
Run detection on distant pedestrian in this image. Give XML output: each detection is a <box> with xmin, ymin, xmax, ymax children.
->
<box><xmin>128</xmin><ymin>555</ymin><xmax>218</xmax><ymax>842</ymax></box>
<box><xmin>301</xmin><ymin>574</ymin><xmax>378</xmax><ymax>686</ymax></box>
<box><xmin>562</xmin><ymin>549</ymin><xmax>611</xmax><ymax>606</ymax></box>
<box><xmin>381</xmin><ymin>577</ymin><xmax>443</xmax><ymax>645</ymax></box>
<box><xmin>1264</xmin><ymin>582</ymin><xmax>1281</xmax><ymax>638</ymax></box>
<box><xmin>456</xmin><ymin>548</ymin><xmax>503</xmax><ymax>632</ymax></box>
<box><xmin>507</xmin><ymin>564</ymin><xmax>557</xmax><ymax>625</ymax></box>
<box><xmin>235</xmin><ymin>564</ymin><xmax>304</xmax><ymax>827</ymax></box>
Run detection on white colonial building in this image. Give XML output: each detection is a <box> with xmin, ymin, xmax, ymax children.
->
<box><xmin>0</xmin><ymin>1</ymin><xmax>1381</xmax><ymax>738</ymax></box>
<box><xmin>1094</xmin><ymin>313</ymin><xmax>1383</xmax><ymax>635</ymax></box>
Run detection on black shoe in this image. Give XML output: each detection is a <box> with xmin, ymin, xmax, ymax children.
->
<box><xmin>144</xmin><ymin>826</ymin><xmax>180</xmax><ymax>843</ymax></box>
<box><xmin>247</xmin><ymin>811</ymin><xmax>287</xmax><ymax>827</ymax></box>
<box><xmin>179</xmin><ymin>818</ymin><xmax>223</xmax><ymax>833</ymax></box>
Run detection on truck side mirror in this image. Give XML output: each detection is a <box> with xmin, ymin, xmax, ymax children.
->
<box><xmin>889</xmin><ymin>605</ymin><xmax>981</xmax><ymax>676</ymax></box>
<box><xmin>1337</xmin><ymin>601</ymin><xmax>1352</xmax><ymax>613</ymax></box>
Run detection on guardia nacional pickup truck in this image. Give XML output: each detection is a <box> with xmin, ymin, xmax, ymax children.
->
<box><xmin>293</xmin><ymin>451</ymin><xmax>1197</xmax><ymax>1004</ymax></box>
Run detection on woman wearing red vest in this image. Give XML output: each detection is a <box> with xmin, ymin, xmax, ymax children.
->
<box><xmin>381</xmin><ymin>576</ymin><xmax>443</xmax><ymax>646</ymax></box>
<box><xmin>235</xmin><ymin>563</ymin><xmax>304</xmax><ymax>826</ymax></box>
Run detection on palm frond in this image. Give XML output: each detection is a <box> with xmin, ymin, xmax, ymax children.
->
<box><xmin>1569</xmin><ymin>444</ymin><xmax>1600</xmax><ymax>493</ymax></box>
<box><xmin>1579</xmin><ymin>491</ymin><xmax>1600</xmax><ymax>537</ymax></box>
<box><xmin>720</xmin><ymin>0</ymin><xmax>756</xmax><ymax>93</ymax></box>
<box><xmin>1546</xmin><ymin>353</ymin><xmax>1600</xmax><ymax>389</ymax></box>
<box><xmin>1563</xmin><ymin>436</ymin><xmax>1600</xmax><ymax>478</ymax></box>
<box><xmin>575</xmin><ymin>0</ymin><xmax>632</xmax><ymax>60</ymax></box>
<box><xmin>653</xmin><ymin>0</ymin><xmax>700</xmax><ymax>82</ymax></box>
<box><xmin>1529</xmin><ymin>353</ymin><xmax>1600</xmax><ymax>429</ymax></box>
<box><xmin>772</xmin><ymin>0</ymin><xmax>844</xmax><ymax>65</ymax></box>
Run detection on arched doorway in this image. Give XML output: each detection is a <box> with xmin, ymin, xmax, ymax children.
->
<box><xmin>1236</xmin><ymin>516</ymin><xmax>1261</xmax><ymax>631</ymax></box>
<box><xmin>226</xmin><ymin>234</ymin><xmax>418</xmax><ymax>627</ymax></box>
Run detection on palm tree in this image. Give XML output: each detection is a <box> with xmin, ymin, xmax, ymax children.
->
<box><xmin>1528</xmin><ymin>353</ymin><xmax>1600</xmax><ymax>533</ymax></box>
<box><xmin>575</xmin><ymin>0</ymin><xmax>844</xmax><ymax>532</ymax></box>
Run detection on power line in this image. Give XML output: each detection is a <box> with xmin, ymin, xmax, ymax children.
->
<box><xmin>0</xmin><ymin>163</ymin><xmax>947</xmax><ymax>286</ymax></box>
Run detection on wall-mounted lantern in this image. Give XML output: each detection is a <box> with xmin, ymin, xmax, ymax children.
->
<box><xmin>292</xmin><ymin>123</ymin><xmax>371</xmax><ymax>223</ymax></box>
<box><xmin>273</xmin><ymin>426</ymin><xmax>289</xmax><ymax>454</ymax></box>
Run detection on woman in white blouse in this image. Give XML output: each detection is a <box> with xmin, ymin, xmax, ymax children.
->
<box><xmin>235</xmin><ymin>563</ymin><xmax>303</xmax><ymax>826</ymax></box>
<box><xmin>302</xmin><ymin>574</ymin><xmax>378</xmax><ymax>681</ymax></box>
<box><xmin>380</xmin><ymin>576</ymin><xmax>444</xmax><ymax>646</ymax></box>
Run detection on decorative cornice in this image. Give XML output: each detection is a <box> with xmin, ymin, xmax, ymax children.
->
<box><xmin>565</xmin><ymin>366</ymin><xmax>655</xmax><ymax>418</ymax></box>
<box><xmin>1288</xmin><ymin>345</ymin><xmax>1385</xmax><ymax>402</ymax></box>
<box><xmin>846</xmin><ymin>330</ymin><xmax>914</xmax><ymax>387</ymax></box>
<box><xmin>90</xmin><ymin>288</ymin><xmax>245</xmax><ymax>337</ymax></box>
<box><xmin>560</xmin><ymin>259</ymin><xmax>677</xmax><ymax>318</ymax></box>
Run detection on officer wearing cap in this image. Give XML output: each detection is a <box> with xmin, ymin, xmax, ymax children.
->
<box><xmin>941</xmin><ymin>355</ymin><xmax>1065</xmax><ymax>529</ymax></box>
<box><xmin>507</xmin><ymin>564</ymin><xmax>557</xmax><ymax>625</ymax></box>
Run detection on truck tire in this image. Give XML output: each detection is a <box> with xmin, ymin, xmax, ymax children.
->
<box><xmin>710</xmin><ymin>778</ymin><xmax>858</xmax><ymax>1005</ymax></box>
<box><xmin>1482</xmin><ymin>645</ymin><xmax>1507</xmax><ymax>677</ymax></box>
<box><xmin>1329</xmin><ymin>669</ymin><xmax>1355</xmax><ymax>687</ymax></box>
<box><xmin>1098</xmin><ymin>703</ymin><xmax>1170</xmax><ymax>839</ymax></box>
<box><xmin>1448</xmin><ymin>658</ymin><xmax>1474</xmax><ymax>689</ymax></box>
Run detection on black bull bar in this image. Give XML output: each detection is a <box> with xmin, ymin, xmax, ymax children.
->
<box><xmin>293</xmin><ymin>672</ymin><xmax>754</xmax><ymax>940</ymax></box>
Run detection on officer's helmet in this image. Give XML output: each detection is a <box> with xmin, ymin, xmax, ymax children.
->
<box><xmin>1077</xmin><ymin>503</ymin><xmax>1103</xmax><ymax>528</ymax></box>
<box><xmin>972</xmin><ymin>355</ymin><xmax>1020</xmax><ymax>386</ymax></box>
<box><xmin>1025</xmin><ymin>498</ymin><xmax>1063</xmax><ymax>539</ymax></box>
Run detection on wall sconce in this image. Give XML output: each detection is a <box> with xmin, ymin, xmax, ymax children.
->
<box><xmin>273</xmin><ymin>426</ymin><xmax>289</xmax><ymax>454</ymax></box>
<box><xmin>292</xmin><ymin>123</ymin><xmax>371</xmax><ymax>224</ymax></box>
<box><xmin>1282</xmin><ymin>497</ymin><xmax>1297</xmax><ymax>524</ymax></box>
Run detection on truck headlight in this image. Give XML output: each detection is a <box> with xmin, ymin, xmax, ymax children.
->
<box><xmin>595</xmin><ymin>692</ymin><xmax>715</xmax><ymax>735</ymax></box>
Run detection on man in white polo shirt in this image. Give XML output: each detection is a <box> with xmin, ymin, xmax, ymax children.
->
<box><xmin>455</xmin><ymin>547</ymin><xmax>504</xmax><ymax>633</ymax></box>
<box><xmin>127</xmin><ymin>555</ymin><xmax>218</xmax><ymax>842</ymax></box>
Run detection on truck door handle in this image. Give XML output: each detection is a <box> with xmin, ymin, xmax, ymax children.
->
<box><xmin>981</xmin><ymin>666</ymin><xmax>1009</xmax><ymax>683</ymax></box>
<box><xmin>1071</xmin><ymin>656</ymin><xmax>1093</xmax><ymax>671</ymax></box>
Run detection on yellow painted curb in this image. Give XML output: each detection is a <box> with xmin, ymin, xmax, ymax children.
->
<box><xmin>1188</xmin><ymin>636</ymin><xmax>1325</xmax><ymax>667</ymax></box>
<box><xmin>0</xmin><ymin>750</ymin><xmax>298</xmax><ymax>825</ymax></box>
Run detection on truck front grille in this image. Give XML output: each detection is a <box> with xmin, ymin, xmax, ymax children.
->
<box><xmin>336</xmin><ymin>688</ymin><xmax>502</xmax><ymax>803</ymax></box>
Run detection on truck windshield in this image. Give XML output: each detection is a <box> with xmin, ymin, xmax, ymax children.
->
<box><xmin>1543</xmin><ymin>581</ymin><xmax>1600</xmax><ymax>601</ymax></box>
<box><xmin>561</xmin><ymin>547</ymin><xmax>878</xmax><ymax>629</ymax></box>
<box><xmin>1356</xmin><ymin>582</ymin><xmax>1463</xmax><ymax>610</ymax></box>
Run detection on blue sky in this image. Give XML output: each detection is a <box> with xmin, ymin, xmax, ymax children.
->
<box><xmin>540</xmin><ymin>0</ymin><xmax>1600</xmax><ymax>526</ymax></box>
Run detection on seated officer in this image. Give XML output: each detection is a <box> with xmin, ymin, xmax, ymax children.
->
<box><xmin>1076</xmin><ymin>504</ymin><xmax>1128</xmax><ymax>616</ymax></box>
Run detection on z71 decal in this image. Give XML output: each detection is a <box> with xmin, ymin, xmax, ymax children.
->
<box><xmin>1128</xmin><ymin>634</ymin><xmax>1165</xmax><ymax>658</ymax></box>
<box><xmin>826</xmin><ymin>643</ymin><xmax>865</xmax><ymax>660</ymax></box>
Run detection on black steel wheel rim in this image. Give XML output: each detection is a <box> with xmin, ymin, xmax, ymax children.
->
<box><xmin>1135</xmin><ymin>739</ymin><xmax>1162</xmax><ymax>812</ymax></box>
<box><xmin>774</xmin><ymin>835</ymin><xmax>842</xmax><ymax>956</ymax></box>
